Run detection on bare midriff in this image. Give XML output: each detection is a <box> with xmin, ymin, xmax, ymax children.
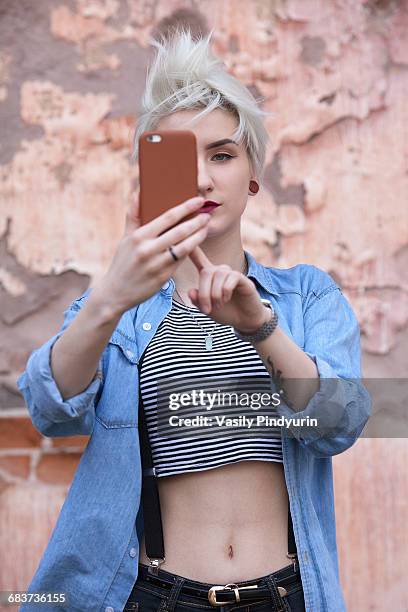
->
<box><xmin>138</xmin><ymin>459</ymin><xmax>291</xmax><ymax>583</ymax></box>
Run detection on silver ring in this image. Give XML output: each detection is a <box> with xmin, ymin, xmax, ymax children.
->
<box><xmin>168</xmin><ymin>245</ymin><xmax>179</xmax><ymax>262</ymax></box>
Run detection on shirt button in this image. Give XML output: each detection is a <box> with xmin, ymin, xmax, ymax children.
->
<box><xmin>129</xmin><ymin>547</ymin><xmax>137</xmax><ymax>558</ymax></box>
<box><xmin>125</xmin><ymin>349</ymin><xmax>134</xmax><ymax>359</ymax></box>
<box><xmin>142</xmin><ymin>322</ymin><xmax>151</xmax><ymax>331</ymax></box>
<box><xmin>161</xmin><ymin>281</ymin><xmax>170</xmax><ymax>290</ymax></box>
<box><xmin>105</xmin><ymin>607</ymin><xmax>114</xmax><ymax>612</ymax></box>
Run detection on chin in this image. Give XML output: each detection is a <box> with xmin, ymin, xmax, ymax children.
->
<box><xmin>201</xmin><ymin>223</ymin><xmax>231</xmax><ymax>243</ymax></box>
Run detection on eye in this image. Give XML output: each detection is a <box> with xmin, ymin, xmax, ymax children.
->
<box><xmin>211</xmin><ymin>153</ymin><xmax>234</xmax><ymax>162</ymax></box>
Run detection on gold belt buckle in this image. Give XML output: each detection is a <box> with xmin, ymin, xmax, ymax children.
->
<box><xmin>208</xmin><ymin>583</ymin><xmax>259</xmax><ymax>607</ymax></box>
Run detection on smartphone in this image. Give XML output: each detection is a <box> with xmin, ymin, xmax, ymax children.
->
<box><xmin>138</xmin><ymin>130</ymin><xmax>199</xmax><ymax>232</ymax></box>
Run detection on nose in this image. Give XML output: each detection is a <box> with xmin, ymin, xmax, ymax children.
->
<box><xmin>197</xmin><ymin>157</ymin><xmax>214</xmax><ymax>196</ymax></box>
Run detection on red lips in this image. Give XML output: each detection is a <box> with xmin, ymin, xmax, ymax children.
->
<box><xmin>200</xmin><ymin>200</ymin><xmax>221</xmax><ymax>211</ymax></box>
<box><xmin>200</xmin><ymin>201</ymin><xmax>220</xmax><ymax>213</ymax></box>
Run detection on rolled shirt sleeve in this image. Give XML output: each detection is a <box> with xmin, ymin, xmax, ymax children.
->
<box><xmin>274</xmin><ymin>279</ymin><xmax>372</xmax><ymax>457</ymax></box>
<box><xmin>16</xmin><ymin>292</ymin><xmax>103</xmax><ymax>437</ymax></box>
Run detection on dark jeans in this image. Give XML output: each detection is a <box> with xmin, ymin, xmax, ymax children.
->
<box><xmin>124</xmin><ymin>561</ymin><xmax>306</xmax><ymax>612</ymax></box>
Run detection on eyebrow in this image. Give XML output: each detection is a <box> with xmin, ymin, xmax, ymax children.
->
<box><xmin>205</xmin><ymin>138</ymin><xmax>238</xmax><ymax>150</ymax></box>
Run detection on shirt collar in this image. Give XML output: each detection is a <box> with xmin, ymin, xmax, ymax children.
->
<box><xmin>244</xmin><ymin>249</ymin><xmax>280</xmax><ymax>297</ymax></box>
<box><xmin>159</xmin><ymin>249</ymin><xmax>280</xmax><ymax>297</ymax></box>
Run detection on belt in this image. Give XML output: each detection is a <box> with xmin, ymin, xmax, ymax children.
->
<box><xmin>137</xmin><ymin>562</ymin><xmax>301</xmax><ymax>607</ymax></box>
<box><xmin>207</xmin><ymin>583</ymin><xmax>286</xmax><ymax>606</ymax></box>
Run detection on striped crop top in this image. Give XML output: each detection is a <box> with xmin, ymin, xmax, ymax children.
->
<box><xmin>139</xmin><ymin>299</ymin><xmax>283</xmax><ymax>477</ymax></box>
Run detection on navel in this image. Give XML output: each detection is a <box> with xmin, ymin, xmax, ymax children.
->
<box><xmin>227</xmin><ymin>544</ymin><xmax>234</xmax><ymax>559</ymax></box>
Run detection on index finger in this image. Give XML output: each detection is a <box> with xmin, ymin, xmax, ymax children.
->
<box><xmin>188</xmin><ymin>245</ymin><xmax>213</xmax><ymax>270</ymax></box>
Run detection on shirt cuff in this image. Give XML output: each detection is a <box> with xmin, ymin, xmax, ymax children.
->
<box><xmin>273</xmin><ymin>351</ymin><xmax>362</xmax><ymax>444</ymax></box>
<box><xmin>17</xmin><ymin>331</ymin><xmax>103</xmax><ymax>425</ymax></box>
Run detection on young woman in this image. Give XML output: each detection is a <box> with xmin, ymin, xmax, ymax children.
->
<box><xmin>18</xmin><ymin>27</ymin><xmax>371</xmax><ymax>612</ymax></box>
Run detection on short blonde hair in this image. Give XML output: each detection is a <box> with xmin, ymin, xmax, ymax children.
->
<box><xmin>132</xmin><ymin>26</ymin><xmax>273</xmax><ymax>182</ymax></box>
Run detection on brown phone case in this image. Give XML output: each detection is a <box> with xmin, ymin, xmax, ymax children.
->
<box><xmin>138</xmin><ymin>130</ymin><xmax>199</xmax><ymax>231</ymax></box>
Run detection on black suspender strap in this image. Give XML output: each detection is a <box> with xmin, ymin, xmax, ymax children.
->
<box><xmin>138</xmin><ymin>358</ymin><xmax>165</xmax><ymax>574</ymax></box>
<box><xmin>137</xmin><ymin>358</ymin><xmax>298</xmax><ymax>576</ymax></box>
<box><xmin>287</xmin><ymin>500</ymin><xmax>298</xmax><ymax>571</ymax></box>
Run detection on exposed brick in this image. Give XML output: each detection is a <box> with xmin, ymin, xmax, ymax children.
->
<box><xmin>51</xmin><ymin>435</ymin><xmax>88</xmax><ymax>449</ymax></box>
<box><xmin>0</xmin><ymin>417</ymin><xmax>42</xmax><ymax>448</ymax></box>
<box><xmin>36</xmin><ymin>452</ymin><xmax>82</xmax><ymax>485</ymax></box>
<box><xmin>0</xmin><ymin>455</ymin><xmax>30</xmax><ymax>479</ymax></box>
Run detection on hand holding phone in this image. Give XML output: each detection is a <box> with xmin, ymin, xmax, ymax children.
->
<box><xmin>96</xmin><ymin>188</ymin><xmax>211</xmax><ymax>317</ymax></box>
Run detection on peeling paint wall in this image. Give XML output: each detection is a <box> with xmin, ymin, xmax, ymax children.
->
<box><xmin>1</xmin><ymin>1</ymin><xmax>407</xmax><ymax>610</ymax></box>
<box><xmin>0</xmin><ymin>0</ymin><xmax>406</xmax><ymax>377</ymax></box>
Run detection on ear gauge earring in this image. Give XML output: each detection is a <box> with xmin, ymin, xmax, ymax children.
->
<box><xmin>249</xmin><ymin>180</ymin><xmax>259</xmax><ymax>194</ymax></box>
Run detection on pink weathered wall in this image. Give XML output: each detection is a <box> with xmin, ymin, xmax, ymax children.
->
<box><xmin>1</xmin><ymin>1</ymin><xmax>407</xmax><ymax>610</ymax></box>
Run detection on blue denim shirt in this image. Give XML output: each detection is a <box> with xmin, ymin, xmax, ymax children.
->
<box><xmin>17</xmin><ymin>249</ymin><xmax>371</xmax><ymax>612</ymax></box>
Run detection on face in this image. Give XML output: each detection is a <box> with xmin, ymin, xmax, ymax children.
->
<box><xmin>154</xmin><ymin>108</ymin><xmax>255</xmax><ymax>236</ymax></box>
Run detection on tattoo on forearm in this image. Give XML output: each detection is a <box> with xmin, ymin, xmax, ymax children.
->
<box><xmin>266</xmin><ymin>356</ymin><xmax>294</xmax><ymax>409</ymax></box>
